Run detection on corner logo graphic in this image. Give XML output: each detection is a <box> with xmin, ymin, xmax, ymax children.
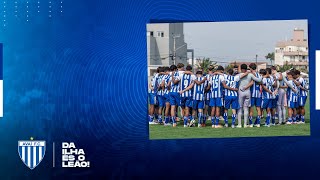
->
<box><xmin>18</xmin><ymin>137</ymin><xmax>46</xmax><ymax>170</ymax></box>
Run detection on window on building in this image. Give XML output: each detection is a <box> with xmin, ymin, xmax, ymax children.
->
<box><xmin>302</xmin><ymin>56</ymin><xmax>305</xmax><ymax>60</ymax></box>
<box><xmin>147</xmin><ymin>31</ymin><xmax>154</xmax><ymax>37</ymax></box>
<box><xmin>157</xmin><ymin>31</ymin><xmax>164</xmax><ymax>37</ymax></box>
<box><xmin>289</xmin><ymin>48</ymin><xmax>292</xmax><ymax>52</ymax></box>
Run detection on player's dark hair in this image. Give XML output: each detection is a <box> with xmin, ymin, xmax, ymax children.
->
<box><xmin>271</xmin><ymin>66</ymin><xmax>276</xmax><ymax>70</ymax></box>
<box><xmin>177</xmin><ymin>63</ymin><xmax>184</xmax><ymax>69</ymax></box>
<box><xmin>196</xmin><ymin>71</ymin><xmax>203</xmax><ymax>75</ymax></box>
<box><xmin>266</xmin><ymin>68</ymin><xmax>272</xmax><ymax>75</ymax></box>
<box><xmin>227</xmin><ymin>68</ymin><xmax>234</xmax><ymax>75</ymax></box>
<box><xmin>216</xmin><ymin>65</ymin><xmax>224</xmax><ymax>71</ymax></box>
<box><xmin>240</xmin><ymin>64</ymin><xmax>247</xmax><ymax>70</ymax></box>
<box><xmin>233</xmin><ymin>65</ymin><xmax>238</xmax><ymax>68</ymax></box>
<box><xmin>259</xmin><ymin>69</ymin><xmax>266</xmax><ymax>75</ymax></box>
<box><xmin>186</xmin><ymin>65</ymin><xmax>192</xmax><ymax>71</ymax></box>
<box><xmin>208</xmin><ymin>65</ymin><xmax>214</xmax><ymax>71</ymax></box>
<box><xmin>295</xmin><ymin>70</ymin><xmax>300</xmax><ymax>75</ymax></box>
<box><xmin>169</xmin><ymin>65</ymin><xmax>177</xmax><ymax>71</ymax></box>
<box><xmin>159</xmin><ymin>66</ymin><xmax>165</xmax><ymax>73</ymax></box>
<box><xmin>156</xmin><ymin>67</ymin><xmax>160</xmax><ymax>73</ymax></box>
<box><xmin>249</xmin><ymin>63</ymin><xmax>257</xmax><ymax>70</ymax></box>
<box><xmin>164</xmin><ymin>66</ymin><xmax>170</xmax><ymax>72</ymax></box>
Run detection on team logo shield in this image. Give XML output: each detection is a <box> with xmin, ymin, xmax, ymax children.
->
<box><xmin>18</xmin><ymin>140</ymin><xmax>46</xmax><ymax>169</ymax></box>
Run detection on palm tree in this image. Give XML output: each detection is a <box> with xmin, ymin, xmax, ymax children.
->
<box><xmin>196</xmin><ymin>58</ymin><xmax>217</xmax><ymax>72</ymax></box>
<box><xmin>265</xmin><ymin>52</ymin><xmax>275</xmax><ymax>65</ymax></box>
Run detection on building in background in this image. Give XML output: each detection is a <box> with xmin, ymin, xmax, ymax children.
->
<box><xmin>147</xmin><ymin>23</ymin><xmax>188</xmax><ymax>77</ymax></box>
<box><xmin>275</xmin><ymin>28</ymin><xmax>308</xmax><ymax>71</ymax></box>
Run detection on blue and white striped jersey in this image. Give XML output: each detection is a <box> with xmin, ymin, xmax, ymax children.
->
<box><xmin>286</xmin><ymin>80</ymin><xmax>298</xmax><ymax>102</ymax></box>
<box><xmin>209</xmin><ymin>74</ymin><xmax>225</xmax><ymax>98</ymax></box>
<box><xmin>163</xmin><ymin>74</ymin><xmax>171</xmax><ymax>95</ymax></box>
<box><xmin>298</xmin><ymin>77</ymin><xmax>308</xmax><ymax>97</ymax></box>
<box><xmin>156</xmin><ymin>74</ymin><xmax>165</xmax><ymax>96</ymax></box>
<box><xmin>179</xmin><ymin>73</ymin><xmax>195</xmax><ymax>97</ymax></box>
<box><xmin>170</xmin><ymin>71</ymin><xmax>181</xmax><ymax>93</ymax></box>
<box><xmin>193</xmin><ymin>76</ymin><xmax>206</xmax><ymax>100</ymax></box>
<box><xmin>224</xmin><ymin>74</ymin><xmax>240</xmax><ymax>97</ymax></box>
<box><xmin>205</xmin><ymin>74</ymin><xmax>212</xmax><ymax>100</ymax></box>
<box><xmin>148</xmin><ymin>73</ymin><xmax>158</xmax><ymax>94</ymax></box>
<box><xmin>250</xmin><ymin>72</ymin><xmax>262</xmax><ymax>98</ymax></box>
<box><xmin>262</xmin><ymin>77</ymin><xmax>275</xmax><ymax>99</ymax></box>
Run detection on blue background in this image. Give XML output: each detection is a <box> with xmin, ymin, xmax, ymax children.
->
<box><xmin>0</xmin><ymin>0</ymin><xmax>319</xmax><ymax>178</ymax></box>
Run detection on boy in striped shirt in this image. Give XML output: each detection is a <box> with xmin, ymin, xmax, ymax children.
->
<box><xmin>179</xmin><ymin>65</ymin><xmax>196</xmax><ymax>127</ymax></box>
<box><xmin>148</xmin><ymin>67</ymin><xmax>159</xmax><ymax>124</ymax></box>
<box><xmin>161</xmin><ymin>67</ymin><xmax>173</xmax><ymax>126</ymax></box>
<box><xmin>261</xmin><ymin>68</ymin><xmax>276</xmax><ymax>127</ymax></box>
<box><xmin>223</xmin><ymin>69</ymin><xmax>240</xmax><ymax>128</ymax></box>
<box><xmin>294</xmin><ymin>70</ymin><xmax>308</xmax><ymax>124</ymax></box>
<box><xmin>284</xmin><ymin>71</ymin><xmax>299</xmax><ymax>124</ymax></box>
<box><xmin>208</xmin><ymin>66</ymin><xmax>225</xmax><ymax>128</ymax></box>
<box><xmin>244</xmin><ymin>63</ymin><xmax>263</xmax><ymax>127</ymax></box>
<box><xmin>169</xmin><ymin>65</ymin><xmax>181</xmax><ymax>127</ymax></box>
<box><xmin>192</xmin><ymin>71</ymin><xmax>207</xmax><ymax>128</ymax></box>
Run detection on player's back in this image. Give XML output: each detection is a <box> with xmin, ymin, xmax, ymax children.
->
<box><xmin>262</xmin><ymin>77</ymin><xmax>274</xmax><ymax>99</ymax></box>
<box><xmin>287</xmin><ymin>80</ymin><xmax>298</xmax><ymax>102</ymax></box>
<box><xmin>193</xmin><ymin>76</ymin><xmax>206</xmax><ymax>100</ymax></box>
<box><xmin>180</xmin><ymin>73</ymin><xmax>195</xmax><ymax>97</ymax></box>
<box><xmin>170</xmin><ymin>71</ymin><xmax>180</xmax><ymax>93</ymax></box>
<box><xmin>210</xmin><ymin>74</ymin><xmax>224</xmax><ymax>98</ymax></box>
<box><xmin>250</xmin><ymin>72</ymin><xmax>262</xmax><ymax>98</ymax></box>
<box><xmin>224</xmin><ymin>74</ymin><xmax>239</xmax><ymax>97</ymax></box>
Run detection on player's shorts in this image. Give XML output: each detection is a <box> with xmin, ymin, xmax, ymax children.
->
<box><xmin>238</xmin><ymin>90</ymin><xmax>251</xmax><ymax>108</ymax></box>
<box><xmin>181</xmin><ymin>96</ymin><xmax>193</xmax><ymax>108</ymax></box>
<box><xmin>298</xmin><ymin>96</ymin><xmax>307</xmax><ymax>107</ymax></box>
<box><xmin>205</xmin><ymin>100</ymin><xmax>210</xmax><ymax>106</ymax></box>
<box><xmin>250</xmin><ymin>97</ymin><xmax>262</xmax><ymax>107</ymax></box>
<box><xmin>164</xmin><ymin>94</ymin><xmax>170</xmax><ymax>103</ymax></box>
<box><xmin>169</xmin><ymin>92</ymin><xmax>181</xmax><ymax>106</ymax></box>
<box><xmin>272</xmin><ymin>98</ymin><xmax>277</xmax><ymax>108</ymax></box>
<box><xmin>158</xmin><ymin>95</ymin><xmax>166</xmax><ymax>107</ymax></box>
<box><xmin>193</xmin><ymin>100</ymin><xmax>204</xmax><ymax>109</ymax></box>
<box><xmin>262</xmin><ymin>99</ymin><xmax>273</xmax><ymax>109</ymax></box>
<box><xmin>224</xmin><ymin>96</ymin><xmax>239</xmax><ymax>110</ymax></box>
<box><xmin>288</xmin><ymin>100</ymin><xmax>298</xmax><ymax>109</ymax></box>
<box><xmin>148</xmin><ymin>93</ymin><xmax>157</xmax><ymax>105</ymax></box>
<box><xmin>209</xmin><ymin>97</ymin><xmax>223</xmax><ymax>107</ymax></box>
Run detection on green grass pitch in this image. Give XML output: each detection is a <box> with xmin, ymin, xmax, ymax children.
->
<box><xmin>149</xmin><ymin>98</ymin><xmax>310</xmax><ymax>139</ymax></box>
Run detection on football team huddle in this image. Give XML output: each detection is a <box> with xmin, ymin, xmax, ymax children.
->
<box><xmin>148</xmin><ymin>63</ymin><xmax>308</xmax><ymax>128</ymax></box>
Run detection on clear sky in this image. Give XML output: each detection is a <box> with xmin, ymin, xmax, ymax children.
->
<box><xmin>184</xmin><ymin>20</ymin><xmax>308</xmax><ymax>64</ymax></box>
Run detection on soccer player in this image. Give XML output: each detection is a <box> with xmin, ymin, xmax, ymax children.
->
<box><xmin>169</xmin><ymin>65</ymin><xmax>181</xmax><ymax>127</ymax></box>
<box><xmin>271</xmin><ymin>66</ymin><xmax>285</xmax><ymax>125</ymax></box>
<box><xmin>293</xmin><ymin>70</ymin><xmax>308</xmax><ymax>124</ymax></box>
<box><xmin>192</xmin><ymin>71</ymin><xmax>206</xmax><ymax>128</ymax></box>
<box><xmin>283</xmin><ymin>71</ymin><xmax>299</xmax><ymax>124</ymax></box>
<box><xmin>267</xmin><ymin>68</ymin><xmax>279</xmax><ymax>126</ymax></box>
<box><xmin>207</xmin><ymin>66</ymin><xmax>225</xmax><ymax>128</ymax></box>
<box><xmin>161</xmin><ymin>67</ymin><xmax>172</xmax><ymax>126</ymax></box>
<box><xmin>223</xmin><ymin>69</ymin><xmax>240</xmax><ymax>128</ymax></box>
<box><xmin>156</xmin><ymin>67</ymin><xmax>166</xmax><ymax>124</ymax></box>
<box><xmin>204</xmin><ymin>66</ymin><xmax>214</xmax><ymax>126</ymax></box>
<box><xmin>179</xmin><ymin>65</ymin><xmax>196</xmax><ymax>127</ymax></box>
<box><xmin>237</xmin><ymin>64</ymin><xmax>262</xmax><ymax>128</ymax></box>
<box><xmin>148</xmin><ymin>68</ymin><xmax>159</xmax><ymax>124</ymax></box>
<box><xmin>243</xmin><ymin>63</ymin><xmax>263</xmax><ymax>127</ymax></box>
<box><xmin>260</xmin><ymin>68</ymin><xmax>276</xmax><ymax>127</ymax></box>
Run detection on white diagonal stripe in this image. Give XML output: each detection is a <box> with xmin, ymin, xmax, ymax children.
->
<box><xmin>27</xmin><ymin>146</ymin><xmax>31</xmax><ymax>167</ymax></box>
<box><xmin>21</xmin><ymin>146</ymin><xmax>25</xmax><ymax>162</ymax></box>
<box><xmin>33</xmin><ymin>146</ymin><xmax>37</xmax><ymax>167</ymax></box>
<box><xmin>39</xmin><ymin>146</ymin><xmax>42</xmax><ymax>161</ymax></box>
